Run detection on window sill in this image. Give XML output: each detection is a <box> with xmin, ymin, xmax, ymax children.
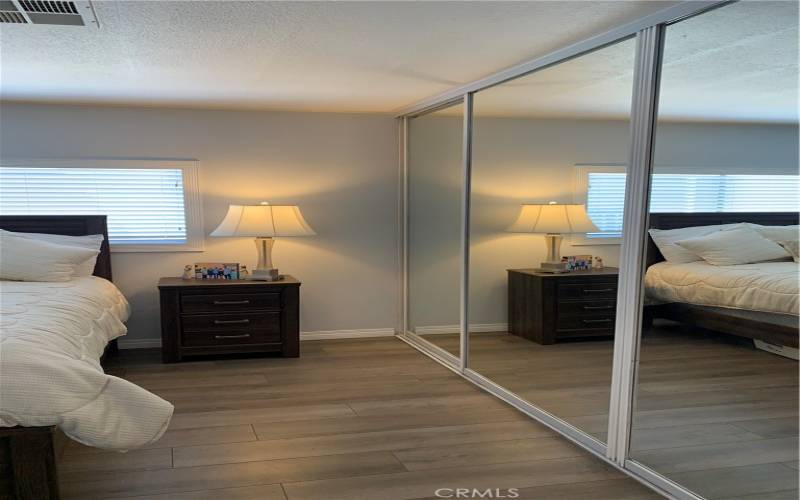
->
<box><xmin>110</xmin><ymin>243</ymin><xmax>205</xmax><ymax>253</ymax></box>
<box><xmin>570</xmin><ymin>236</ymin><xmax>622</xmax><ymax>246</ymax></box>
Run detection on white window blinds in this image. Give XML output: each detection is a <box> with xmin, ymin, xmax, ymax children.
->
<box><xmin>0</xmin><ymin>167</ymin><xmax>189</xmax><ymax>245</ymax></box>
<box><xmin>586</xmin><ymin>172</ymin><xmax>627</xmax><ymax>238</ymax></box>
<box><xmin>586</xmin><ymin>173</ymin><xmax>800</xmax><ymax>238</ymax></box>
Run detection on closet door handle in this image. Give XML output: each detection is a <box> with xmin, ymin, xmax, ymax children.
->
<box><xmin>582</xmin><ymin>305</ymin><xmax>614</xmax><ymax>310</ymax></box>
<box><xmin>214</xmin><ymin>319</ymin><xmax>251</xmax><ymax>325</ymax></box>
<box><xmin>213</xmin><ymin>300</ymin><xmax>250</xmax><ymax>305</ymax></box>
<box><xmin>582</xmin><ymin>318</ymin><xmax>613</xmax><ymax>324</ymax></box>
<box><xmin>214</xmin><ymin>334</ymin><xmax>251</xmax><ymax>340</ymax></box>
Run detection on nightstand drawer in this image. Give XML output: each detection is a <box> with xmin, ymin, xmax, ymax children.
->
<box><xmin>181</xmin><ymin>293</ymin><xmax>281</xmax><ymax>313</ymax></box>
<box><xmin>182</xmin><ymin>330</ymin><xmax>282</xmax><ymax>347</ymax></box>
<box><xmin>558</xmin><ymin>300</ymin><xmax>616</xmax><ymax>316</ymax></box>
<box><xmin>557</xmin><ymin>314</ymin><xmax>615</xmax><ymax>331</ymax></box>
<box><xmin>558</xmin><ymin>282</ymin><xmax>617</xmax><ymax>300</ymax></box>
<box><xmin>181</xmin><ymin>312</ymin><xmax>281</xmax><ymax>333</ymax></box>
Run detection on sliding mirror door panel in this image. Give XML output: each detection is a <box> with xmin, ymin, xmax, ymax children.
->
<box><xmin>407</xmin><ymin>101</ymin><xmax>464</xmax><ymax>358</ymax></box>
<box><xmin>467</xmin><ymin>38</ymin><xmax>636</xmax><ymax>441</ymax></box>
<box><xmin>630</xmin><ymin>2</ymin><xmax>799</xmax><ymax>498</ymax></box>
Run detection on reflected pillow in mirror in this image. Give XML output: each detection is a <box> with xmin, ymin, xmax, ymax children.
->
<box><xmin>648</xmin><ymin>223</ymin><xmax>745</xmax><ymax>263</ymax></box>
<box><xmin>776</xmin><ymin>240</ymin><xmax>800</xmax><ymax>263</ymax></box>
<box><xmin>746</xmin><ymin>224</ymin><xmax>800</xmax><ymax>244</ymax></box>
<box><xmin>675</xmin><ymin>226</ymin><xmax>791</xmax><ymax>266</ymax></box>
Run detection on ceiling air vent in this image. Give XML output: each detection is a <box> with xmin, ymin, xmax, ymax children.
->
<box><xmin>0</xmin><ymin>9</ymin><xmax>26</xmax><ymax>23</ymax></box>
<box><xmin>0</xmin><ymin>0</ymin><xmax>98</xmax><ymax>26</ymax></box>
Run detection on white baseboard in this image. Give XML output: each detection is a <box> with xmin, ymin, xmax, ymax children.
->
<box><xmin>754</xmin><ymin>339</ymin><xmax>799</xmax><ymax>360</ymax></box>
<box><xmin>117</xmin><ymin>328</ymin><xmax>397</xmax><ymax>349</ymax></box>
<box><xmin>300</xmin><ymin>328</ymin><xmax>396</xmax><ymax>341</ymax></box>
<box><xmin>413</xmin><ymin>323</ymin><xmax>508</xmax><ymax>335</ymax></box>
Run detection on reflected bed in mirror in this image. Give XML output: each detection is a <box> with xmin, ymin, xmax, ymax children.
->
<box><xmin>632</xmin><ymin>211</ymin><xmax>799</xmax><ymax>497</ymax></box>
<box><xmin>643</xmin><ymin>212</ymin><xmax>799</xmax><ymax>350</ymax></box>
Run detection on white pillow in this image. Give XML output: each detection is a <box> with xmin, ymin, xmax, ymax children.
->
<box><xmin>675</xmin><ymin>226</ymin><xmax>791</xmax><ymax>266</ymax></box>
<box><xmin>746</xmin><ymin>224</ymin><xmax>799</xmax><ymax>244</ymax></box>
<box><xmin>648</xmin><ymin>223</ymin><xmax>745</xmax><ymax>263</ymax></box>
<box><xmin>0</xmin><ymin>229</ymin><xmax>103</xmax><ymax>276</ymax></box>
<box><xmin>0</xmin><ymin>234</ymin><xmax>99</xmax><ymax>282</ymax></box>
<box><xmin>777</xmin><ymin>240</ymin><xmax>800</xmax><ymax>263</ymax></box>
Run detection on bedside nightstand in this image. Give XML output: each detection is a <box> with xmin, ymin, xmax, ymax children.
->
<box><xmin>508</xmin><ymin>268</ymin><xmax>619</xmax><ymax>345</ymax></box>
<box><xmin>158</xmin><ymin>276</ymin><xmax>301</xmax><ymax>363</ymax></box>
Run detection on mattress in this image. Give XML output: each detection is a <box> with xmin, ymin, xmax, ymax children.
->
<box><xmin>0</xmin><ymin>277</ymin><xmax>173</xmax><ymax>450</ymax></box>
<box><xmin>645</xmin><ymin>260</ymin><xmax>799</xmax><ymax>317</ymax></box>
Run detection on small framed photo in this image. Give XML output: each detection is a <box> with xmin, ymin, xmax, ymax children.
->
<box><xmin>194</xmin><ymin>262</ymin><xmax>239</xmax><ymax>280</ymax></box>
<box><xmin>561</xmin><ymin>255</ymin><xmax>593</xmax><ymax>271</ymax></box>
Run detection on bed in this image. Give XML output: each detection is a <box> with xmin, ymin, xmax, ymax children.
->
<box><xmin>644</xmin><ymin>212</ymin><xmax>799</xmax><ymax>349</ymax></box>
<box><xmin>0</xmin><ymin>215</ymin><xmax>173</xmax><ymax>500</ymax></box>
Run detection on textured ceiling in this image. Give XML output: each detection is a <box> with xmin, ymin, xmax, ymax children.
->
<box><xmin>0</xmin><ymin>0</ymin><xmax>679</xmax><ymax>113</ymax></box>
<box><xmin>457</xmin><ymin>1</ymin><xmax>799</xmax><ymax>122</ymax></box>
<box><xmin>659</xmin><ymin>0</ymin><xmax>798</xmax><ymax>123</ymax></box>
<box><xmin>1</xmin><ymin>1</ymin><xmax>795</xmax><ymax>122</ymax></box>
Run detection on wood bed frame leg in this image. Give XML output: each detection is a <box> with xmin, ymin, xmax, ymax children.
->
<box><xmin>4</xmin><ymin>428</ymin><xmax>60</xmax><ymax>500</ymax></box>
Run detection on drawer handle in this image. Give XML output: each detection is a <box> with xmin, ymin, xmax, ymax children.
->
<box><xmin>214</xmin><ymin>334</ymin><xmax>251</xmax><ymax>340</ymax></box>
<box><xmin>213</xmin><ymin>319</ymin><xmax>251</xmax><ymax>325</ymax></box>
<box><xmin>583</xmin><ymin>305</ymin><xmax>614</xmax><ymax>310</ymax></box>
<box><xmin>582</xmin><ymin>318</ymin><xmax>613</xmax><ymax>324</ymax></box>
<box><xmin>582</xmin><ymin>289</ymin><xmax>614</xmax><ymax>293</ymax></box>
<box><xmin>213</xmin><ymin>300</ymin><xmax>250</xmax><ymax>305</ymax></box>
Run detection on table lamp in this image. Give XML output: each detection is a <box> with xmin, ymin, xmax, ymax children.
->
<box><xmin>210</xmin><ymin>202</ymin><xmax>316</xmax><ymax>281</ymax></box>
<box><xmin>508</xmin><ymin>202</ymin><xmax>598</xmax><ymax>273</ymax></box>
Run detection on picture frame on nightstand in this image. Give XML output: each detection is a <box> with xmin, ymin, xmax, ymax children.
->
<box><xmin>194</xmin><ymin>262</ymin><xmax>240</xmax><ymax>280</ymax></box>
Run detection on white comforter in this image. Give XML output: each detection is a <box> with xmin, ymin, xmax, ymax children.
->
<box><xmin>0</xmin><ymin>277</ymin><xmax>173</xmax><ymax>450</ymax></box>
<box><xmin>645</xmin><ymin>261</ymin><xmax>799</xmax><ymax>316</ymax></box>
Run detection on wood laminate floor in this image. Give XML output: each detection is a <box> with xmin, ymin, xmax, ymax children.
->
<box><xmin>422</xmin><ymin>322</ymin><xmax>799</xmax><ymax>500</ymax></box>
<box><xmin>59</xmin><ymin>337</ymin><xmax>658</xmax><ymax>500</ymax></box>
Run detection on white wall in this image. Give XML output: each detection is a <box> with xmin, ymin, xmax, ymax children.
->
<box><xmin>408</xmin><ymin>115</ymin><xmax>799</xmax><ymax>328</ymax></box>
<box><xmin>0</xmin><ymin>102</ymin><xmax>399</xmax><ymax>345</ymax></box>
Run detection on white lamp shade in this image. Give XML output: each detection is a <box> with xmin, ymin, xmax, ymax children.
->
<box><xmin>210</xmin><ymin>204</ymin><xmax>316</xmax><ymax>237</ymax></box>
<box><xmin>508</xmin><ymin>203</ymin><xmax>598</xmax><ymax>234</ymax></box>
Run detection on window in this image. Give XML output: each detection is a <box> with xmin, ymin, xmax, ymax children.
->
<box><xmin>0</xmin><ymin>159</ymin><xmax>203</xmax><ymax>251</ymax></box>
<box><xmin>576</xmin><ymin>166</ymin><xmax>799</xmax><ymax>241</ymax></box>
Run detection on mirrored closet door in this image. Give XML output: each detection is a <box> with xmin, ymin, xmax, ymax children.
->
<box><xmin>466</xmin><ymin>37</ymin><xmax>637</xmax><ymax>442</ymax></box>
<box><xmin>406</xmin><ymin>100</ymin><xmax>464</xmax><ymax>359</ymax></box>
<box><xmin>629</xmin><ymin>2</ymin><xmax>799</xmax><ymax>498</ymax></box>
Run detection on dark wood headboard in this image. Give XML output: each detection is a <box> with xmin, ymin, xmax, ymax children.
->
<box><xmin>646</xmin><ymin>212</ymin><xmax>799</xmax><ymax>267</ymax></box>
<box><xmin>0</xmin><ymin>215</ymin><xmax>112</xmax><ymax>281</ymax></box>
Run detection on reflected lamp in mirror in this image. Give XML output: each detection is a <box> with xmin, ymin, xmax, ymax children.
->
<box><xmin>210</xmin><ymin>202</ymin><xmax>316</xmax><ymax>281</ymax></box>
<box><xmin>508</xmin><ymin>202</ymin><xmax>598</xmax><ymax>273</ymax></box>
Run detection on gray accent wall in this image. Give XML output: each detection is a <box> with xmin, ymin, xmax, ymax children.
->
<box><xmin>0</xmin><ymin>102</ymin><xmax>399</xmax><ymax>345</ymax></box>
